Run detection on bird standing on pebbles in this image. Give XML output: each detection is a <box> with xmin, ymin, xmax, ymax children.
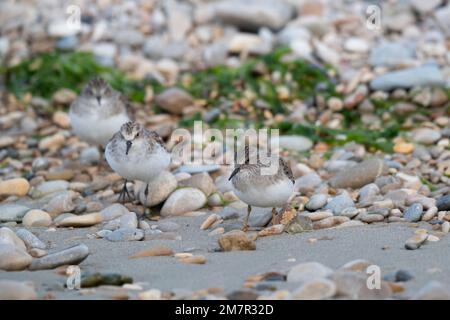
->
<box><xmin>69</xmin><ymin>77</ymin><xmax>130</xmax><ymax>147</ymax></box>
<box><xmin>105</xmin><ymin>121</ymin><xmax>171</xmax><ymax>203</ymax></box>
<box><xmin>229</xmin><ymin>146</ymin><xmax>295</xmax><ymax>231</ymax></box>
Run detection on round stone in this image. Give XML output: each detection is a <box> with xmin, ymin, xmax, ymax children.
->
<box><xmin>0</xmin><ymin>178</ymin><xmax>30</xmax><ymax>197</ymax></box>
<box><xmin>22</xmin><ymin>210</ymin><xmax>52</xmax><ymax>228</ymax></box>
<box><xmin>404</xmin><ymin>203</ymin><xmax>423</xmax><ymax>222</ymax></box>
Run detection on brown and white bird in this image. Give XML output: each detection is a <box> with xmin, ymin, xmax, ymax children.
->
<box><xmin>229</xmin><ymin>145</ymin><xmax>295</xmax><ymax>231</ymax></box>
<box><xmin>105</xmin><ymin>121</ymin><xmax>171</xmax><ymax>202</ymax></box>
<box><xmin>69</xmin><ymin>77</ymin><xmax>130</xmax><ymax>147</ymax></box>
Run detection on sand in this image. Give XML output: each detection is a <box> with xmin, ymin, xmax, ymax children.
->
<box><xmin>1</xmin><ymin>213</ymin><xmax>449</xmax><ymax>299</ymax></box>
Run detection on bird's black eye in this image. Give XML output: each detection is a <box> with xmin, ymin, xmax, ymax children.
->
<box><xmin>136</xmin><ymin>133</ymin><xmax>140</xmax><ymax>137</ymax></box>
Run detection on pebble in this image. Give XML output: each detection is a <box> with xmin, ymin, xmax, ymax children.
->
<box><xmin>422</xmin><ymin>206</ymin><xmax>438</xmax><ymax>221</ymax></box>
<box><xmin>329</xmin><ymin>158</ymin><xmax>387</xmax><ymax>189</ymax></box>
<box><xmin>32</xmin><ymin>157</ymin><xmax>49</xmax><ymax>172</ymax></box>
<box><xmin>136</xmin><ymin>171</ymin><xmax>177</xmax><ymax>207</ymax></box>
<box><xmin>426</xmin><ymin>235</ymin><xmax>440</xmax><ymax>242</ymax></box>
<box><xmin>200</xmin><ymin>214</ymin><xmax>222</xmax><ymax>230</ymax></box>
<box><xmin>359</xmin><ymin>213</ymin><xmax>384</xmax><ymax>223</ymax></box>
<box><xmin>208</xmin><ymin>193</ymin><xmax>224</xmax><ymax>207</ymax></box>
<box><xmin>119</xmin><ymin>212</ymin><xmax>138</xmax><ymax>229</ymax></box>
<box><xmin>179</xmin><ymin>173</ymin><xmax>216</xmax><ymax>196</ymax></box>
<box><xmin>335</xmin><ymin>220</ymin><xmax>365</xmax><ymax>228</ymax></box>
<box><xmin>80</xmin><ymin>272</ymin><xmax>132</xmax><ymax>288</ymax></box>
<box><xmin>48</xmin><ymin>20</ymin><xmax>79</xmax><ymax>37</ymax></box>
<box><xmin>46</xmin><ymin>170</ymin><xmax>74</xmax><ymax>181</ymax></box>
<box><xmin>139</xmin><ymin>289</ymin><xmax>162</xmax><ymax>300</ymax></box>
<box><xmin>405</xmin><ymin>233</ymin><xmax>428</xmax><ymax>250</ymax></box>
<box><xmin>15</xmin><ymin>228</ymin><xmax>47</xmax><ymax>249</ymax></box>
<box><xmin>383</xmin><ymin>269</ymin><xmax>414</xmax><ymax>282</ymax></box>
<box><xmin>340</xmin><ymin>207</ymin><xmax>359</xmax><ymax>219</ymax></box>
<box><xmin>287</xmin><ymin>262</ymin><xmax>334</xmax><ymax>283</ymax></box>
<box><xmin>358</xmin><ymin>183</ymin><xmax>380</xmax><ymax>205</ymax></box>
<box><xmin>436</xmin><ymin>195</ymin><xmax>450</xmax><ymax>211</ymax></box>
<box><xmin>43</xmin><ymin>192</ymin><xmax>76</xmax><ymax>217</ymax></box>
<box><xmin>258</xmin><ymin>224</ymin><xmax>284</xmax><ymax>237</ymax></box>
<box><xmin>177</xmin><ymin>164</ymin><xmax>221</xmax><ymax>174</ymax></box>
<box><xmin>218</xmin><ymin>230</ymin><xmax>256</xmax><ymax>251</ymax></box>
<box><xmin>0</xmin><ymin>244</ymin><xmax>32</xmax><ymax>271</ymax></box>
<box><xmin>300</xmin><ymin>211</ymin><xmax>333</xmax><ymax>222</ymax></box>
<box><xmin>38</xmin><ymin>133</ymin><xmax>65</xmax><ymax>150</ymax></box>
<box><xmin>339</xmin><ymin>259</ymin><xmax>372</xmax><ymax>272</ymax></box>
<box><xmin>139</xmin><ymin>220</ymin><xmax>150</xmax><ymax>230</ymax></box>
<box><xmin>369</xmin><ymin>42</ymin><xmax>415</xmax><ymax>67</ymax></box>
<box><xmin>313</xmin><ymin>216</ymin><xmax>350</xmax><ymax>229</ymax></box>
<box><xmin>370</xmin><ymin>65</ymin><xmax>445</xmax><ymax>91</ymax></box>
<box><xmin>394</xmin><ymin>142</ymin><xmax>415</xmax><ymax>154</ymax></box>
<box><xmin>160</xmin><ymin>187</ymin><xmax>207</xmax><ymax>217</ymax></box>
<box><xmin>155</xmin><ymin>88</ymin><xmax>194</xmax><ymax>115</ymax></box>
<box><xmin>80</xmin><ymin>147</ymin><xmax>101</xmax><ymax>165</ymax></box>
<box><xmin>214</xmin><ymin>0</ymin><xmax>294</xmax><ymax>31</ymax></box>
<box><xmin>277</xmin><ymin>135</ymin><xmax>313</xmax><ymax>152</ymax></box>
<box><xmin>0</xmin><ymin>204</ymin><xmax>30</xmax><ymax>222</ymax></box>
<box><xmin>56</xmin><ymin>35</ymin><xmax>78</xmax><ymax>51</ymax></box>
<box><xmin>412</xmin><ymin>281</ymin><xmax>450</xmax><ymax>300</ymax></box>
<box><xmin>31</xmin><ymin>180</ymin><xmax>70</xmax><ymax>198</ymax></box>
<box><xmin>325</xmin><ymin>193</ymin><xmax>355</xmax><ymax>215</ymax></box>
<box><xmin>29</xmin><ymin>248</ymin><xmax>47</xmax><ymax>258</ymax></box>
<box><xmin>96</xmin><ymin>229</ymin><xmax>112</xmax><ymax>238</ymax></box>
<box><xmin>411</xmin><ymin>128</ymin><xmax>442</xmax><ymax>145</ymax></box>
<box><xmin>100</xmin><ymin>204</ymin><xmax>129</xmax><ymax>221</ymax></box>
<box><xmin>344</xmin><ymin>37</ymin><xmax>369</xmax><ymax>53</ymax></box>
<box><xmin>333</xmin><ymin>270</ymin><xmax>392</xmax><ymax>299</ymax></box>
<box><xmin>105</xmin><ymin>228</ymin><xmax>144</xmax><ymax>242</ymax></box>
<box><xmin>305</xmin><ymin>194</ymin><xmax>328</xmax><ymax>211</ymax></box>
<box><xmin>403</xmin><ymin>203</ymin><xmax>423</xmax><ymax>222</ymax></box>
<box><xmin>0</xmin><ymin>178</ymin><xmax>30</xmax><ymax>197</ymax></box>
<box><xmin>29</xmin><ymin>243</ymin><xmax>89</xmax><ymax>270</ymax></box>
<box><xmin>291</xmin><ymin>278</ymin><xmax>337</xmax><ymax>300</ymax></box>
<box><xmin>129</xmin><ymin>246</ymin><xmax>174</xmax><ymax>259</ymax></box>
<box><xmin>178</xmin><ymin>255</ymin><xmax>207</xmax><ymax>265</ymax></box>
<box><xmin>22</xmin><ymin>209</ymin><xmax>52</xmax><ymax>227</ymax></box>
<box><xmin>295</xmin><ymin>173</ymin><xmax>322</xmax><ymax>194</ymax></box>
<box><xmin>0</xmin><ymin>280</ymin><xmax>37</xmax><ymax>300</ymax></box>
<box><xmin>56</xmin><ymin>212</ymin><xmax>103</xmax><ymax>227</ymax></box>
<box><xmin>442</xmin><ymin>221</ymin><xmax>450</xmax><ymax>233</ymax></box>
<box><xmin>52</xmin><ymin>111</ymin><xmax>71</xmax><ymax>128</ymax></box>
<box><xmin>208</xmin><ymin>227</ymin><xmax>225</xmax><ymax>236</ymax></box>
<box><xmin>156</xmin><ymin>220</ymin><xmax>181</xmax><ymax>232</ymax></box>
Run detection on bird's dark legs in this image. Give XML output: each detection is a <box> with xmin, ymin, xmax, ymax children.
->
<box><xmin>118</xmin><ymin>179</ymin><xmax>132</xmax><ymax>203</ymax></box>
<box><xmin>140</xmin><ymin>183</ymin><xmax>150</xmax><ymax>221</ymax></box>
<box><xmin>271</xmin><ymin>207</ymin><xmax>277</xmax><ymax>224</ymax></box>
<box><xmin>144</xmin><ymin>184</ymin><xmax>149</xmax><ymax>198</ymax></box>
<box><xmin>242</xmin><ymin>205</ymin><xmax>252</xmax><ymax>231</ymax></box>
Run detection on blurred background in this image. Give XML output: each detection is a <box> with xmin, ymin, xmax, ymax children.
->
<box><xmin>0</xmin><ymin>0</ymin><xmax>449</xmax><ymax>149</ymax></box>
<box><xmin>1</xmin><ymin>1</ymin><xmax>450</xmax><ymax>300</ymax></box>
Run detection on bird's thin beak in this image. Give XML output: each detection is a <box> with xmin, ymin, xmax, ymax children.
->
<box><xmin>126</xmin><ymin>141</ymin><xmax>132</xmax><ymax>155</ymax></box>
<box><xmin>96</xmin><ymin>96</ymin><xmax>101</xmax><ymax>105</ymax></box>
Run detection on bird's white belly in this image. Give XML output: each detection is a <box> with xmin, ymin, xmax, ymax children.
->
<box><xmin>106</xmin><ymin>148</ymin><xmax>171</xmax><ymax>183</ymax></box>
<box><xmin>70</xmin><ymin>112</ymin><xmax>129</xmax><ymax>146</ymax></box>
<box><xmin>233</xmin><ymin>179</ymin><xmax>294</xmax><ymax>208</ymax></box>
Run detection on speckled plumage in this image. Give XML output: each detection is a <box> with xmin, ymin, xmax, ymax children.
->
<box><xmin>69</xmin><ymin>77</ymin><xmax>130</xmax><ymax>146</ymax></box>
<box><xmin>229</xmin><ymin>146</ymin><xmax>295</xmax><ymax>229</ymax></box>
<box><xmin>105</xmin><ymin>122</ymin><xmax>170</xmax><ymax>183</ymax></box>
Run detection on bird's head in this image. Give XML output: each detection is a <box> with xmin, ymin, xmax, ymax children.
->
<box><xmin>120</xmin><ymin>121</ymin><xmax>144</xmax><ymax>155</ymax></box>
<box><xmin>82</xmin><ymin>77</ymin><xmax>113</xmax><ymax>105</ymax></box>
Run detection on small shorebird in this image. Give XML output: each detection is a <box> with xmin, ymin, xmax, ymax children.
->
<box><xmin>69</xmin><ymin>77</ymin><xmax>130</xmax><ymax>147</ymax></box>
<box><xmin>105</xmin><ymin>121</ymin><xmax>171</xmax><ymax>203</ymax></box>
<box><xmin>229</xmin><ymin>145</ymin><xmax>295</xmax><ymax>231</ymax></box>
